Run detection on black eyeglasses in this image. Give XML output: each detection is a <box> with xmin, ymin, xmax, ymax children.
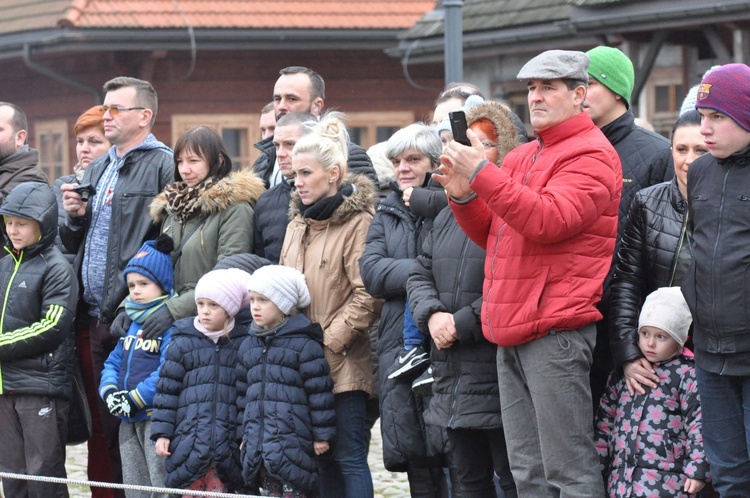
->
<box><xmin>99</xmin><ymin>105</ymin><xmax>145</xmax><ymax>117</ymax></box>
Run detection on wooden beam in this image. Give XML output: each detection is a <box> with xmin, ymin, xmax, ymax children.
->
<box><xmin>703</xmin><ymin>26</ymin><xmax>731</xmax><ymax>61</ymax></box>
<box><xmin>631</xmin><ymin>30</ymin><xmax>667</xmax><ymax>112</ymax></box>
<box><xmin>734</xmin><ymin>28</ymin><xmax>750</xmax><ymax>63</ymax></box>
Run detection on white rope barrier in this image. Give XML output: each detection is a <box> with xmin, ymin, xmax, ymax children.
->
<box><xmin>0</xmin><ymin>472</ymin><xmax>264</xmax><ymax>497</ymax></box>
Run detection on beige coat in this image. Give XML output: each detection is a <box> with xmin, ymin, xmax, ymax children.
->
<box><xmin>280</xmin><ymin>174</ymin><xmax>381</xmax><ymax>395</ymax></box>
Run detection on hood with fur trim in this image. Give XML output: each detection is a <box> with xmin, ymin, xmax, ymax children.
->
<box><xmin>288</xmin><ymin>172</ymin><xmax>377</xmax><ymax>224</ymax></box>
<box><xmin>150</xmin><ymin>168</ymin><xmax>265</xmax><ymax>222</ymax></box>
<box><xmin>465</xmin><ymin>101</ymin><xmax>523</xmax><ymax>164</ymax></box>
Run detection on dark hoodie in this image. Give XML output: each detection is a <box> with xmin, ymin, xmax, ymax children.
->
<box><xmin>0</xmin><ymin>182</ymin><xmax>78</xmax><ymax>398</ymax></box>
<box><xmin>236</xmin><ymin>313</ymin><xmax>336</xmax><ymax>492</ymax></box>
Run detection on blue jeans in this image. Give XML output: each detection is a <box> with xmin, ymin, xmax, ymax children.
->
<box><xmin>694</xmin><ymin>365</ymin><xmax>750</xmax><ymax>496</ymax></box>
<box><xmin>318</xmin><ymin>391</ymin><xmax>373</xmax><ymax>498</ymax></box>
<box><xmin>496</xmin><ymin>324</ymin><xmax>604</xmax><ymax>498</ymax></box>
<box><xmin>404</xmin><ymin>300</ymin><xmax>426</xmax><ymax>349</ymax></box>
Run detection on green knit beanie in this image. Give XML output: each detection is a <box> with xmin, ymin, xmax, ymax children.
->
<box><xmin>586</xmin><ymin>46</ymin><xmax>635</xmax><ymax>109</ymax></box>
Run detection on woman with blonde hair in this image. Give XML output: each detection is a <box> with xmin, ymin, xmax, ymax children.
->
<box><xmin>280</xmin><ymin>114</ymin><xmax>380</xmax><ymax>498</ymax></box>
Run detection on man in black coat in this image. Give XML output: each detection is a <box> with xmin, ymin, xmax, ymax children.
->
<box><xmin>252</xmin><ymin>66</ymin><xmax>376</xmax><ymax>188</ymax></box>
<box><xmin>583</xmin><ymin>46</ymin><xmax>674</xmax><ymax>408</ymax></box>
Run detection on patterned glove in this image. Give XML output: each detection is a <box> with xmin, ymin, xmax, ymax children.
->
<box><xmin>110</xmin><ymin>391</ymin><xmax>139</xmax><ymax>418</ymax></box>
<box><xmin>103</xmin><ymin>389</ymin><xmax>120</xmax><ymax>415</ymax></box>
<box><xmin>109</xmin><ymin>311</ymin><xmax>132</xmax><ymax>338</ymax></box>
<box><xmin>141</xmin><ymin>307</ymin><xmax>174</xmax><ymax>340</ymax></box>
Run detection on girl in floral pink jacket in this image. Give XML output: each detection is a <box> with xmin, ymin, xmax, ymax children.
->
<box><xmin>595</xmin><ymin>287</ymin><xmax>710</xmax><ymax>497</ymax></box>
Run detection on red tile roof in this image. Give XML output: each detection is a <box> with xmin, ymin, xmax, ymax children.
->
<box><xmin>58</xmin><ymin>0</ymin><xmax>436</xmax><ymax>30</ymax></box>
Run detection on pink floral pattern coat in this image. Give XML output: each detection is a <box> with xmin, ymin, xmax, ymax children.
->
<box><xmin>594</xmin><ymin>355</ymin><xmax>710</xmax><ymax>497</ymax></box>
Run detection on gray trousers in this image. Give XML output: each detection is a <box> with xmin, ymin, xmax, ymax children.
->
<box><xmin>0</xmin><ymin>394</ymin><xmax>69</xmax><ymax>498</ymax></box>
<box><xmin>119</xmin><ymin>420</ymin><xmax>176</xmax><ymax>498</ymax></box>
<box><xmin>496</xmin><ymin>324</ymin><xmax>604</xmax><ymax>498</ymax></box>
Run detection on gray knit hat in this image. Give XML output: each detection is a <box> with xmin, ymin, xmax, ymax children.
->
<box><xmin>638</xmin><ymin>287</ymin><xmax>692</xmax><ymax>346</ymax></box>
<box><xmin>517</xmin><ymin>50</ymin><xmax>589</xmax><ymax>82</ymax></box>
<box><xmin>246</xmin><ymin>265</ymin><xmax>311</xmax><ymax>315</ymax></box>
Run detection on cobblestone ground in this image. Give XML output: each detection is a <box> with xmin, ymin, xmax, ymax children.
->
<box><xmin>64</xmin><ymin>419</ymin><xmax>410</xmax><ymax>497</ymax></box>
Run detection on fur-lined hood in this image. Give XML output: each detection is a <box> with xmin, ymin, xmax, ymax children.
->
<box><xmin>288</xmin><ymin>173</ymin><xmax>377</xmax><ymax>225</ymax></box>
<box><xmin>150</xmin><ymin>168</ymin><xmax>265</xmax><ymax>222</ymax></box>
<box><xmin>465</xmin><ymin>101</ymin><xmax>522</xmax><ymax>164</ymax></box>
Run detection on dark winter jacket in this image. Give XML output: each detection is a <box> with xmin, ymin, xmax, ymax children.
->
<box><xmin>407</xmin><ymin>207</ymin><xmax>502</xmax><ymax>430</ymax></box>
<box><xmin>609</xmin><ymin>179</ymin><xmax>690</xmax><ymax>367</ymax></box>
<box><xmin>151</xmin><ymin>317</ymin><xmax>248</xmax><ymax>491</ymax></box>
<box><xmin>682</xmin><ymin>146</ymin><xmax>750</xmax><ymax>375</ymax></box>
<box><xmin>595</xmin><ymin>354</ymin><xmax>710</xmax><ymax>497</ymax></box>
<box><xmin>60</xmin><ymin>145</ymin><xmax>173</xmax><ymax>323</ymax></box>
<box><xmin>99</xmin><ymin>318</ymin><xmax>172</xmax><ymax>422</ymax></box>
<box><xmin>0</xmin><ymin>182</ymin><xmax>78</xmax><ymax>398</ymax></box>
<box><xmin>359</xmin><ymin>182</ymin><xmax>443</xmax><ymax>471</ymax></box>
<box><xmin>602</xmin><ymin>110</ymin><xmax>673</xmax><ymax>240</ymax></box>
<box><xmin>252</xmin><ymin>138</ymin><xmax>379</xmax><ymax>188</ymax></box>
<box><xmin>253</xmin><ymin>178</ymin><xmax>292</xmax><ymax>263</ymax></box>
<box><xmin>237</xmin><ymin>313</ymin><xmax>336</xmax><ymax>492</ymax></box>
<box><xmin>0</xmin><ymin>146</ymin><xmax>48</xmax><ymax>205</ymax></box>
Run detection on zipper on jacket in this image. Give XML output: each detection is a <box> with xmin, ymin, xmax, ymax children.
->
<box><xmin>0</xmin><ymin>248</ymin><xmax>22</xmax><ymax>334</ymax></box>
<box><xmin>668</xmin><ymin>210</ymin><xmax>690</xmax><ymax>286</ymax></box>
<box><xmin>532</xmin><ymin>137</ymin><xmax>545</xmax><ymax>164</ymax></box>
<box><xmin>257</xmin><ymin>339</ymin><xmax>271</xmax><ymax>455</ymax></box>
<box><xmin>0</xmin><ymin>248</ymin><xmax>23</xmax><ymax>394</ymax></box>
<box><xmin>210</xmin><ymin>342</ymin><xmax>220</xmax><ymax>452</ymax></box>
<box><xmin>710</xmin><ymin>167</ymin><xmax>732</xmax><ymax>343</ymax></box>
<box><xmin>451</xmin><ymin>238</ymin><xmax>470</xmax><ymax>312</ymax></box>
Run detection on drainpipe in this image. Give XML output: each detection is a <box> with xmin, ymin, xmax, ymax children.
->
<box><xmin>23</xmin><ymin>44</ymin><xmax>101</xmax><ymax>103</ymax></box>
<box><xmin>444</xmin><ymin>0</ymin><xmax>463</xmax><ymax>85</ymax></box>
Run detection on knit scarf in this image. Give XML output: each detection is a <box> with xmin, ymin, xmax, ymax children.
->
<box><xmin>124</xmin><ymin>290</ymin><xmax>177</xmax><ymax>325</ymax></box>
<box><xmin>250</xmin><ymin>316</ymin><xmax>288</xmax><ymax>338</ymax></box>
<box><xmin>194</xmin><ymin>316</ymin><xmax>235</xmax><ymax>343</ymax></box>
<box><xmin>298</xmin><ymin>183</ymin><xmax>354</xmax><ymax>221</ymax></box>
<box><xmin>163</xmin><ymin>177</ymin><xmax>217</xmax><ymax>224</ymax></box>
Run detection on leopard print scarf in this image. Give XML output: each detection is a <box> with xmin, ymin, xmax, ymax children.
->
<box><xmin>163</xmin><ymin>177</ymin><xmax>217</xmax><ymax>224</ymax></box>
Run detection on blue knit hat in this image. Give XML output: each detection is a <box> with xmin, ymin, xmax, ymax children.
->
<box><xmin>123</xmin><ymin>234</ymin><xmax>175</xmax><ymax>293</ymax></box>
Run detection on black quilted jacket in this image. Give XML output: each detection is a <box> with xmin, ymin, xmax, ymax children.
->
<box><xmin>609</xmin><ymin>179</ymin><xmax>689</xmax><ymax>367</ymax></box>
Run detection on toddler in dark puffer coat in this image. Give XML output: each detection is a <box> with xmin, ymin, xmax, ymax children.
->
<box><xmin>151</xmin><ymin>268</ymin><xmax>252</xmax><ymax>493</ymax></box>
<box><xmin>238</xmin><ymin>264</ymin><xmax>336</xmax><ymax>497</ymax></box>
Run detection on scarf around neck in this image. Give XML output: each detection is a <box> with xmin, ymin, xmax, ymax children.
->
<box><xmin>194</xmin><ymin>316</ymin><xmax>235</xmax><ymax>343</ymax></box>
<box><xmin>164</xmin><ymin>177</ymin><xmax>217</xmax><ymax>224</ymax></box>
<box><xmin>251</xmin><ymin>316</ymin><xmax>288</xmax><ymax>338</ymax></box>
<box><xmin>298</xmin><ymin>182</ymin><xmax>355</xmax><ymax>221</ymax></box>
<box><xmin>124</xmin><ymin>290</ymin><xmax>177</xmax><ymax>325</ymax></box>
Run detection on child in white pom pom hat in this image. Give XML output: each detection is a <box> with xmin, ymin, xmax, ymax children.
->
<box><xmin>595</xmin><ymin>287</ymin><xmax>710</xmax><ymax>497</ymax></box>
<box><xmin>151</xmin><ymin>268</ymin><xmax>253</xmax><ymax>493</ymax></box>
<box><xmin>237</xmin><ymin>265</ymin><xmax>336</xmax><ymax>496</ymax></box>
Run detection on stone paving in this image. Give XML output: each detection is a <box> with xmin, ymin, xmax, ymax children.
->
<box><xmin>64</xmin><ymin>419</ymin><xmax>411</xmax><ymax>497</ymax></box>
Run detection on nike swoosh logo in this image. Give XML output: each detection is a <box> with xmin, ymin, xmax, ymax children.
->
<box><xmin>397</xmin><ymin>354</ymin><xmax>411</xmax><ymax>364</ymax></box>
<box><xmin>38</xmin><ymin>406</ymin><xmax>52</xmax><ymax>417</ymax></box>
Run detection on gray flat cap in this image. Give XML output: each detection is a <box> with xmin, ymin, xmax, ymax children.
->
<box><xmin>517</xmin><ymin>50</ymin><xmax>590</xmax><ymax>82</ymax></box>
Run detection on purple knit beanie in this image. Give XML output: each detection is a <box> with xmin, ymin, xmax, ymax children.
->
<box><xmin>696</xmin><ymin>63</ymin><xmax>750</xmax><ymax>131</ymax></box>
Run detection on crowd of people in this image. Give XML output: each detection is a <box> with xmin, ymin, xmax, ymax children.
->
<box><xmin>0</xmin><ymin>45</ymin><xmax>748</xmax><ymax>498</ymax></box>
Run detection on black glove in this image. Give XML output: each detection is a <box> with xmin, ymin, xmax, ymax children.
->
<box><xmin>141</xmin><ymin>307</ymin><xmax>174</xmax><ymax>340</ymax></box>
<box><xmin>109</xmin><ymin>311</ymin><xmax>131</xmax><ymax>338</ymax></box>
<box><xmin>110</xmin><ymin>390</ymin><xmax>139</xmax><ymax>417</ymax></box>
<box><xmin>103</xmin><ymin>388</ymin><xmax>120</xmax><ymax>414</ymax></box>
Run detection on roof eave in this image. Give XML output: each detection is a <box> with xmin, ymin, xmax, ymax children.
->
<box><xmin>0</xmin><ymin>27</ymin><xmax>404</xmax><ymax>60</ymax></box>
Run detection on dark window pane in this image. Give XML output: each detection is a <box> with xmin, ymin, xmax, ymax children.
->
<box><xmin>376</xmin><ymin>126</ymin><xmax>400</xmax><ymax>143</ymax></box>
<box><xmin>655</xmin><ymin>86</ymin><xmax>671</xmax><ymax>113</ymax></box>
<box><xmin>349</xmin><ymin>127</ymin><xmax>364</xmax><ymax>146</ymax></box>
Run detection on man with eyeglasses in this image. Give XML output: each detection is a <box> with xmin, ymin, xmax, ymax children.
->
<box><xmin>0</xmin><ymin>102</ymin><xmax>48</xmax><ymax>204</ymax></box>
<box><xmin>59</xmin><ymin>76</ymin><xmax>172</xmax><ymax>497</ymax></box>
